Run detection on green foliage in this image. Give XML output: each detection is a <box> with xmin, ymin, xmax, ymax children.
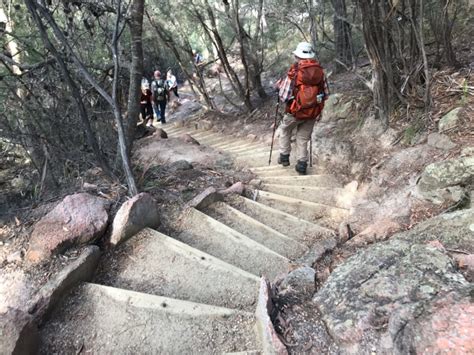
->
<box><xmin>402</xmin><ymin>118</ymin><xmax>424</xmax><ymax>146</ymax></box>
<box><xmin>460</xmin><ymin>78</ymin><xmax>468</xmax><ymax>105</ymax></box>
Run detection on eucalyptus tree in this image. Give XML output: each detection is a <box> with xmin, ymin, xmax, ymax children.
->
<box><xmin>145</xmin><ymin>1</ymin><xmax>216</xmax><ymax>110</ymax></box>
<box><xmin>0</xmin><ymin>0</ymin><xmax>150</xmax><ymax>196</ymax></box>
<box><xmin>357</xmin><ymin>0</ymin><xmax>432</xmax><ymax>125</ymax></box>
<box><xmin>223</xmin><ymin>0</ymin><xmax>267</xmax><ymax>98</ymax></box>
<box><xmin>24</xmin><ymin>0</ymin><xmax>145</xmax><ymax>195</ymax></box>
<box><xmin>426</xmin><ymin>0</ymin><xmax>462</xmax><ymax>67</ymax></box>
<box><xmin>330</xmin><ymin>0</ymin><xmax>354</xmax><ymax>70</ymax></box>
<box><xmin>190</xmin><ymin>0</ymin><xmax>254</xmax><ymax>110</ymax></box>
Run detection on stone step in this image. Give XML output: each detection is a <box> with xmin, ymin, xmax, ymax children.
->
<box><xmin>234</xmin><ymin>152</ymin><xmax>284</xmax><ymax>168</ymax></box>
<box><xmin>167</xmin><ymin>128</ymin><xmax>212</xmax><ymax>138</ymax></box>
<box><xmin>163</xmin><ymin>126</ymin><xmax>193</xmax><ymax>135</ymax></box>
<box><xmin>233</xmin><ymin>146</ymin><xmax>270</xmax><ymax>156</ymax></box>
<box><xmin>223</xmin><ymin>144</ymin><xmax>268</xmax><ymax>154</ymax></box>
<box><xmin>168</xmin><ymin>130</ymin><xmax>236</xmax><ymax>147</ymax></box>
<box><xmin>258</xmin><ymin>174</ymin><xmax>342</xmax><ymax>188</ymax></box>
<box><xmin>198</xmin><ymin>134</ymin><xmax>235</xmax><ymax>146</ymax></box>
<box><xmin>40</xmin><ymin>283</ymin><xmax>258</xmax><ymax>354</ymax></box>
<box><xmin>249</xmin><ymin>165</ymin><xmax>285</xmax><ymax>171</ymax></box>
<box><xmin>255</xmin><ymin>190</ymin><xmax>349</xmax><ymax>228</ymax></box>
<box><xmin>227</xmin><ymin>195</ymin><xmax>336</xmax><ymax>246</ymax></box>
<box><xmin>212</xmin><ymin>138</ymin><xmax>260</xmax><ymax>150</ymax></box>
<box><xmin>204</xmin><ymin>202</ymin><xmax>308</xmax><ymax>259</ymax></box>
<box><xmin>170</xmin><ymin>130</ymin><xmax>248</xmax><ymax>148</ymax></box>
<box><xmin>177</xmin><ymin>208</ymin><xmax>290</xmax><ymax>280</ymax></box>
<box><xmin>250</xmin><ymin>166</ymin><xmax>326</xmax><ymax>177</ymax></box>
<box><xmin>168</xmin><ymin>130</ymin><xmax>246</xmax><ymax>150</ymax></box>
<box><xmin>189</xmin><ymin>131</ymin><xmax>221</xmax><ymax>141</ymax></box>
<box><xmin>95</xmin><ymin>228</ymin><xmax>259</xmax><ymax>311</ymax></box>
<box><xmin>168</xmin><ymin>129</ymin><xmax>215</xmax><ymax>139</ymax></box>
<box><xmin>261</xmin><ymin>183</ymin><xmax>354</xmax><ymax>209</ymax></box>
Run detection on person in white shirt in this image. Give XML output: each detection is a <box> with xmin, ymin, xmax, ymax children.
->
<box><xmin>166</xmin><ymin>69</ymin><xmax>179</xmax><ymax>99</ymax></box>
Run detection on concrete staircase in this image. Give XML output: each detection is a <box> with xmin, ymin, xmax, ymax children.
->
<box><xmin>40</xmin><ymin>123</ymin><xmax>356</xmax><ymax>354</ymax></box>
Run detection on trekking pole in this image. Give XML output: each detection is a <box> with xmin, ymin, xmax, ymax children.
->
<box><xmin>309</xmin><ymin>132</ymin><xmax>313</xmax><ymax>168</ymax></box>
<box><xmin>269</xmin><ymin>98</ymin><xmax>280</xmax><ymax>165</ymax></box>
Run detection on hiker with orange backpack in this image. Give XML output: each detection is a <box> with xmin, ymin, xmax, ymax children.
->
<box><xmin>277</xmin><ymin>42</ymin><xmax>329</xmax><ymax>175</ymax></box>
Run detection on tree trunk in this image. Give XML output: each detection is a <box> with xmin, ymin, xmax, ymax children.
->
<box><xmin>110</xmin><ymin>1</ymin><xmax>138</xmax><ymax>196</ymax></box>
<box><xmin>145</xmin><ymin>11</ymin><xmax>216</xmax><ymax>110</ymax></box>
<box><xmin>248</xmin><ymin>0</ymin><xmax>267</xmax><ymax>98</ymax></box>
<box><xmin>0</xmin><ymin>5</ymin><xmax>44</xmax><ymax>171</ymax></box>
<box><xmin>331</xmin><ymin>0</ymin><xmax>354</xmax><ymax>71</ymax></box>
<box><xmin>358</xmin><ymin>0</ymin><xmax>394</xmax><ymax>125</ymax></box>
<box><xmin>440</xmin><ymin>0</ymin><xmax>459</xmax><ymax>67</ymax></box>
<box><xmin>196</xmin><ymin>1</ymin><xmax>253</xmax><ymax>111</ymax></box>
<box><xmin>27</xmin><ymin>0</ymin><xmax>138</xmax><ymax>195</ymax></box>
<box><xmin>231</xmin><ymin>0</ymin><xmax>251</xmax><ymax>103</ymax></box>
<box><xmin>24</xmin><ymin>0</ymin><xmax>113</xmax><ymax>177</ymax></box>
<box><xmin>125</xmin><ymin>0</ymin><xmax>145</xmax><ymax>154</ymax></box>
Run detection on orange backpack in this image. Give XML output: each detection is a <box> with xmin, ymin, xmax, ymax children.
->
<box><xmin>287</xmin><ymin>59</ymin><xmax>325</xmax><ymax>120</ymax></box>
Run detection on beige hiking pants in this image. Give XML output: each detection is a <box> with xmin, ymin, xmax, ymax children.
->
<box><xmin>278</xmin><ymin>114</ymin><xmax>316</xmax><ymax>162</ymax></box>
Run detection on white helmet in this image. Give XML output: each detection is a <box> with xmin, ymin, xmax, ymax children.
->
<box><xmin>293</xmin><ymin>42</ymin><xmax>315</xmax><ymax>59</ymax></box>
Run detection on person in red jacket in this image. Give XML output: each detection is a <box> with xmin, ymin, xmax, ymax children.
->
<box><xmin>277</xmin><ymin>42</ymin><xmax>329</xmax><ymax>175</ymax></box>
<box><xmin>140</xmin><ymin>83</ymin><xmax>154</xmax><ymax>126</ymax></box>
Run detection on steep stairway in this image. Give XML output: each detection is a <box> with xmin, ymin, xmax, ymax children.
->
<box><xmin>40</xmin><ymin>122</ymin><xmax>357</xmax><ymax>354</ymax></box>
<box><xmin>165</xmin><ymin>124</ymin><xmax>353</xmax><ymax>228</ymax></box>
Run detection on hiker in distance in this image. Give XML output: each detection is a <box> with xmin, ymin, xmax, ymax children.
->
<box><xmin>151</xmin><ymin>70</ymin><xmax>170</xmax><ymax>124</ymax></box>
<box><xmin>277</xmin><ymin>42</ymin><xmax>329</xmax><ymax>175</ymax></box>
<box><xmin>166</xmin><ymin>68</ymin><xmax>179</xmax><ymax>100</ymax></box>
<box><xmin>140</xmin><ymin>81</ymin><xmax>154</xmax><ymax>127</ymax></box>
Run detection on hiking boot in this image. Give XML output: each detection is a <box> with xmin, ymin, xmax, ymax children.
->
<box><xmin>278</xmin><ymin>154</ymin><xmax>290</xmax><ymax>166</ymax></box>
<box><xmin>295</xmin><ymin>160</ymin><xmax>307</xmax><ymax>175</ymax></box>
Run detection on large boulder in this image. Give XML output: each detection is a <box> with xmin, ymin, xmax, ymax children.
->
<box><xmin>197</xmin><ymin>119</ymin><xmax>213</xmax><ymax>131</ymax></box>
<box><xmin>186</xmin><ymin>187</ymin><xmax>223</xmax><ymax>210</ymax></box>
<box><xmin>279</xmin><ymin>266</ymin><xmax>315</xmax><ymax>295</ymax></box>
<box><xmin>155</xmin><ymin>128</ymin><xmax>168</xmax><ymax>139</ymax></box>
<box><xmin>417</xmin><ymin>155</ymin><xmax>474</xmax><ymax>204</ymax></box>
<box><xmin>395</xmin><ymin>289</ymin><xmax>474</xmax><ymax>354</ymax></box>
<box><xmin>438</xmin><ymin>107</ymin><xmax>462</xmax><ymax>132</ymax></box>
<box><xmin>26</xmin><ymin>193</ymin><xmax>109</xmax><ymax>264</ymax></box>
<box><xmin>396</xmin><ymin>208</ymin><xmax>474</xmax><ymax>252</ymax></box>
<box><xmin>427</xmin><ymin>132</ymin><xmax>456</xmax><ymax>150</ymax></box>
<box><xmin>313</xmin><ymin>208</ymin><xmax>473</xmax><ymax>354</ymax></box>
<box><xmin>320</xmin><ymin>94</ymin><xmax>352</xmax><ymax>122</ymax></box>
<box><xmin>109</xmin><ymin>193</ymin><xmax>160</xmax><ymax>246</ymax></box>
<box><xmin>180</xmin><ymin>133</ymin><xmax>200</xmax><ymax>145</ymax></box>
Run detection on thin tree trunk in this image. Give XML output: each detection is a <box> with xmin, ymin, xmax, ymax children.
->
<box><xmin>248</xmin><ymin>0</ymin><xmax>267</xmax><ymax>98</ymax></box>
<box><xmin>358</xmin><ymin>0</ymin><xmax>393</xmax><ymax>125</ymax></box>
<box><xmin>331</xmin><ymin>0</ymin><xmax>354</xmax><ymax>71</ymax></box>
<box><xmin>27</xmin><ymin>0</ymin><xmax>138</xmax><ymax>195</ymax></box>
<box><xmin>111</xmin><ymin>0</ymin><xmax>138</xmax><ymax>196</ymax></box>
<box><xmin>197</xmin><ymin>1</ymin><xmax>253</xmax><ymax>111</ymax></box>
<box><xmin>24</xmin><ymin>0</ymin><xmax>113</xmax><ymax>177</ymax></box>
<box><xmin>440</xmin><ymin>0</ymin><xmax>459</xmax><ymax>67</ymax></box>
<box><xmin>125</xmin><ymin>0</ymin><xmax>145</xmax><ymax>153</ymax></box>
<box><xmin>0</xmin><ymin>5</ymin><xmax>44</xmax><ymax>170</ymax></box>
<box><xmin>145</xmin><ymin>11</ymin><xmax>215</xmax><ymax>110</ymax></box>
